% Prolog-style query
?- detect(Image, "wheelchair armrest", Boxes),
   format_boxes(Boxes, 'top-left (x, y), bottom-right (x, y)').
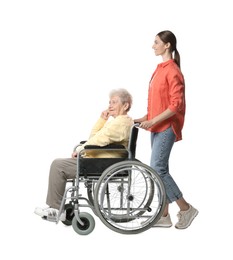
top-left (84, 144), bottom-right (125, 150)
top-left (74, 142), bottom-right (126, 153)
top-left (73, 141), bottom-right (87, 152)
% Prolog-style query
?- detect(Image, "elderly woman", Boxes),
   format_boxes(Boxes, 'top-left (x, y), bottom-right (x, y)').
top-left (35, 88), bottom-right (133, 221)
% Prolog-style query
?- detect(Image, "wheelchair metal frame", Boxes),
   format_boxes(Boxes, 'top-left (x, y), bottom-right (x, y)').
top-left (57, 123), bottom-right (166, 235)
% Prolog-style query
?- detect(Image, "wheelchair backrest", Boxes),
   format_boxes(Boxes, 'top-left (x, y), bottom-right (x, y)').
top-left (78, 123), bottom-right (139, 177)
top-left (127, 123), bottom-right (139, 159)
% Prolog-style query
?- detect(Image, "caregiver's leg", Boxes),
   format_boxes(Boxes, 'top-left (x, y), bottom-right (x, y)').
top-left (150, 128), bottom-right (183, 205)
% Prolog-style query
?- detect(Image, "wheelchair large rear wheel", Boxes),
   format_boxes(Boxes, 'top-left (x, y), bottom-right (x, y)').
top-left (94, 160), bottom-right (166, 234)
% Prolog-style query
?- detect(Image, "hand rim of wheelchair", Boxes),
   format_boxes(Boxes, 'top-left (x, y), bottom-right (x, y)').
top-left (88, 163), bottom-right (154, 223)
top-left (86, 159), bottom-right (154, 223)
top-left (93, 160), bottom-right (166, 234)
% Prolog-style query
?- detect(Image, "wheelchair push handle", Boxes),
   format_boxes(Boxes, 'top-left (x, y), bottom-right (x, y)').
top-left (133, 122), bottom-right (140, 127)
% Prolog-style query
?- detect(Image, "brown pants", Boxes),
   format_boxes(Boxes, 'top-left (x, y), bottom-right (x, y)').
top-left (46, 158), bottom-right (77, 209)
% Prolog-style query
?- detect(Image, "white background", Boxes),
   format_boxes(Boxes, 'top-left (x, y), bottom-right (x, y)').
top-left (0, 0), bottom-right (232, 259)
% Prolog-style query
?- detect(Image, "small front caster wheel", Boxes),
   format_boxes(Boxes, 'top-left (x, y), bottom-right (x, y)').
top-left (72, 212), bottom-right (95, 235)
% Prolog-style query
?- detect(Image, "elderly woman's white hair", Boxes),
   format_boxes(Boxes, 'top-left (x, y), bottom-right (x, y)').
top-left (109, 88), bottom-right (133, 112)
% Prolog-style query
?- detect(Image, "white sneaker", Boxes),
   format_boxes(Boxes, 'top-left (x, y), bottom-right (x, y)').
top-left (152, 214), bottom-right (172, 228)
top-left (175, 204), bottom-right (198, 229)
top-left (34, 207), bottom-right (66, 222)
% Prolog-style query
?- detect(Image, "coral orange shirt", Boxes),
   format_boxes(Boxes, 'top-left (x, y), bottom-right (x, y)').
top-left (147, 59), bottom-right (185, 141)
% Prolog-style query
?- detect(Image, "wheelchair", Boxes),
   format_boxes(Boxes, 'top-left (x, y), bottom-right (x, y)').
top-left (57, 123), bottom-right (166, 235)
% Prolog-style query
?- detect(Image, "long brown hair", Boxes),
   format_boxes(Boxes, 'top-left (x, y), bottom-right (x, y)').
top-left (157, 30), bottom-right (181, 68)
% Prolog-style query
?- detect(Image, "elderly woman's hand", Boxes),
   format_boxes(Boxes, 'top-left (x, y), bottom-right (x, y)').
top-left (101, 109), bottom-right (110, 120)
top-left (72, 151), bottom-right (78, 158)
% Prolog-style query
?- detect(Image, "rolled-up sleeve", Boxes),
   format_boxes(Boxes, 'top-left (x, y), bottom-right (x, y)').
top-left (168, 72), bottom-right (185, 113)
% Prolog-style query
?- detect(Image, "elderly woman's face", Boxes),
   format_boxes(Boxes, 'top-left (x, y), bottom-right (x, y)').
top-left (108, 95), bottom-right (128, 118)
